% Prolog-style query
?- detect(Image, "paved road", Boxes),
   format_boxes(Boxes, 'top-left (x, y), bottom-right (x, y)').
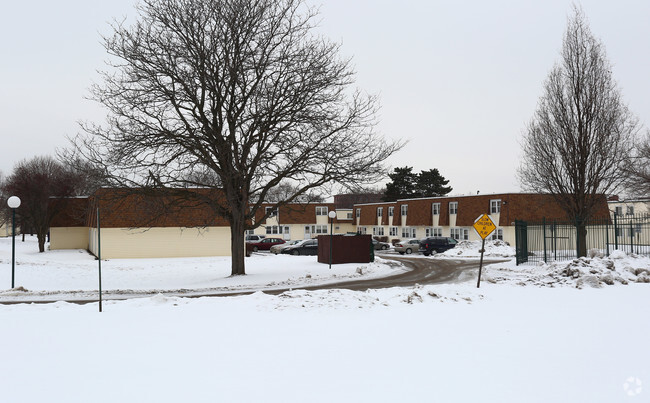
top-left (0, 255), bottom-right (507, 305)
top-left (296, 256), bottom-right (493, 292)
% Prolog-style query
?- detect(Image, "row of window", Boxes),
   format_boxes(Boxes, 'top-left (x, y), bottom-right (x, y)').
top-left (358, 226), bottom-right (504, 241)
top-left (263, 224), bottom-right (334, 235)
top-left (360, 199), bottom-right (503, 219)
top-left (266, 206), bottom-right (333, 217)
top-left (266, 201), bottom-right (507, 221)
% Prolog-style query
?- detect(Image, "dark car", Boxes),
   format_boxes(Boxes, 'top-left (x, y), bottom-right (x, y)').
top-left (418, 237), bottom-right (458, 256)
top-left (372, 239), bottom-right (390, 251)
top-left (247, 237), bottom-right (285, 252)
top-left (281, 239), bottom-right (319, 256)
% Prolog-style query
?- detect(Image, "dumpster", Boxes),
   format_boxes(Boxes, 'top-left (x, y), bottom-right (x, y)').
top-left (317, 234), bottom-right (372, 264)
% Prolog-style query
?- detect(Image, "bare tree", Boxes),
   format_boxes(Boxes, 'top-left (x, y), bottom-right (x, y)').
top-left (58, 156), bottom-right (112, 195)
top-left (264, 182), bottom-right (324, 203)
top-left (2, 156), bottom-right (85, 252)
top-left (624, 131), bottom-right (650, 197)
top-left (70, 0), bottom-right (402, 275)
top-left (518, 6), bottom-right (639, 256)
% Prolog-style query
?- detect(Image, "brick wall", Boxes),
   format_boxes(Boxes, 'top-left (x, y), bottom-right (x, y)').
top-left (257, 203), bottom-right (340, 225)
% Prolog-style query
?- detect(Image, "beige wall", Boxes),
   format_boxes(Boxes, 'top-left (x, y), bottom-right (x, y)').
top-left (0, 221), bottom-right (9, 237)
top-left (88, 226), bottom-right (231, 259)
top-left (0, 220), bottom-right (19, 238)
top-left (50, 227), bottom-right (90, 250)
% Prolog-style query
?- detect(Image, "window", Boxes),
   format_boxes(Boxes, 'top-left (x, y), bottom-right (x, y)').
top-left (426, 227), bottom-right (442, 237)
top-left (490, 199), bottom-right (501, 214)
top-left (449, 202), bottom-right (458, 215)
top-left (356, 208), bottom-right (361, 218)
top-left (389, 227), bottom-right (398, 236)
top-left (265, 225), bottom-right (290, 235)
top-left (373, 226), bottom-right (385, 236)
top-left (450, 228), bottom-right (469, 240)
top-left (377, 207), bottom-right (383, 217)
top-left (615, 206), bottom-right (623, 216)
top-left (432, 203), bottom-right (440, 215)
top-left (309, 224), bottom-right (328, 234)
top-left (347, 212), bottom-right (353, 219)
top-left (401, 227), bottom-right (416, 238)
top-left (265, 207), bottom-right (278, 217)
top-left (316, 206), bottom-right (328, 216)
top-left (626, 206), bottom-right (635, 216)
top-left (245, 229), bottom-right (255, 235)
top-left (357, 226), bottom-right (367, 235)
top-left (490, 228), bottom-right (504, 241)
top-left (388, 207), bottom-right (394, 217)
top-left (401, 205), bottom-right (408, 216)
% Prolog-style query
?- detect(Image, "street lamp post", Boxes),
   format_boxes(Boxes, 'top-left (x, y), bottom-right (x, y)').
top-left (328, 211), bottom-right (336, 270)
top-left (7, 196), bottom-right (21, 289)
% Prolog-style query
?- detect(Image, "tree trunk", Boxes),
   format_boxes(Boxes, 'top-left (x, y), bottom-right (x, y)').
top-left (37, 231), bottom-right (46, 253)
top-left (229, 212), bottom-right (246, 276)
top-left (576, 222), bottom-right (587, 258)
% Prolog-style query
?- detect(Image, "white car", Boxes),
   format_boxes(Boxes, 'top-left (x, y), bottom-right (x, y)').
top-left (270, 240), bottom-right (301, 254)
top-left (394, 239), bottom-right (420, 255)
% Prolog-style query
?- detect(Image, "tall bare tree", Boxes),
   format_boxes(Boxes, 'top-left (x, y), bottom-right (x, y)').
top-left (70, 0), bottom-right (401, 275)
top-left (1, 156), bottom-right (84, 252)
top-left (624, 132), bottom-right (650, 197)
top-left (518, 6), bottom-right (639, 256)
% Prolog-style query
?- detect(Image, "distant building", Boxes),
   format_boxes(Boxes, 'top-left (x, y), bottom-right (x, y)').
top-left (333, 193), bottom-right (383, 209)
top-left (50, 189), bottom-right (611, 258)
top-left (353, 193), bottom-right (610, 245)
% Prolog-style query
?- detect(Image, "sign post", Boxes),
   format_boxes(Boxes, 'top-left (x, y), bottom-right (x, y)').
top-left (472, 214), bottom-right (496, 288)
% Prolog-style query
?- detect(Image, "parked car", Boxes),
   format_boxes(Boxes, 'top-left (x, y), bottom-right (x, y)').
top-left (270, 239), bottom-right (301, 255)
top-left (418, 237), bottom-right (458, 256)
top-left (245, 234), bottom-right (266, 242)
top-left (281, 239), bottom-right (318, 256)
top-left (372, 239), bottom-right (391, 251)
top-left (394, 239), bottom-right (421, 255)
top-left (247, 237), bottom-right (285, 252)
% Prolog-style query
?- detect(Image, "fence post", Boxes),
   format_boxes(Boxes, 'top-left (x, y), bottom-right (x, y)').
top-left (605, 217), bottom-right (610, 256)
top-left (614, 213), bottom-right (618, 250)
top-left (542, 217), bottom-right (547, 264)
top-left (553, 221), bottom-right (557, 260)
top-left (575, 217), bottom-right (579, 259)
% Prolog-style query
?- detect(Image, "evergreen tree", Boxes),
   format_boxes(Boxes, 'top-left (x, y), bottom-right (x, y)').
top-left (383, 167), bottom-right (417, 201)
top-left (416, 169), bottom-right (452, 197)
top-left (384, 167), bottom-right (452, 201)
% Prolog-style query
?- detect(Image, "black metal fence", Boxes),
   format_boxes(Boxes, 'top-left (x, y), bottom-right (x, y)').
top-left (515, 213), bottom-right (650, 265)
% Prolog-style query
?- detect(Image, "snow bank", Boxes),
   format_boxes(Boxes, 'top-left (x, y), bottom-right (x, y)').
top-left (436, 239), bottom-right (515, 258)
top-left (482, 250), bottom-right (650, 288)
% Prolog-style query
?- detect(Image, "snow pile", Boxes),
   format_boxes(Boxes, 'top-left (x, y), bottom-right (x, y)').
top-left (257, 284), bottom-right (484, 311)
top-left (437, 239), bottom-right (515, 258)
top-left (482, 250), bottom-right (650, 288)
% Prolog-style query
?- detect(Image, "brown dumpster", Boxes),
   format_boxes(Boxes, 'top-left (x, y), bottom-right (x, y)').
top-left (317, 234), bottom-right (372, 264)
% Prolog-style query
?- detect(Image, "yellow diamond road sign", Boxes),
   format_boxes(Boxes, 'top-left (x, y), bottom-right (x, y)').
top-left (473, 214), bottom-right (496, 240)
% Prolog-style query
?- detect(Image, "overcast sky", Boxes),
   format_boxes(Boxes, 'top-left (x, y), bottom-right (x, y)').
top-left (1, 0), bottom-right (648, 196)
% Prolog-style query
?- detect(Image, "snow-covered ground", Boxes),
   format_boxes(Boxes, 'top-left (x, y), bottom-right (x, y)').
top-left (0, 236), bottom-right (401, 302)
top-left (1, 236), bottom-right (649, 402)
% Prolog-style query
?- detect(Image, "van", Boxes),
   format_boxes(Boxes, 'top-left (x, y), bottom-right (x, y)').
top-left (418, 237), bottom-right (457, 256)
top-left (245, 234), bottom-right (266, 242)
